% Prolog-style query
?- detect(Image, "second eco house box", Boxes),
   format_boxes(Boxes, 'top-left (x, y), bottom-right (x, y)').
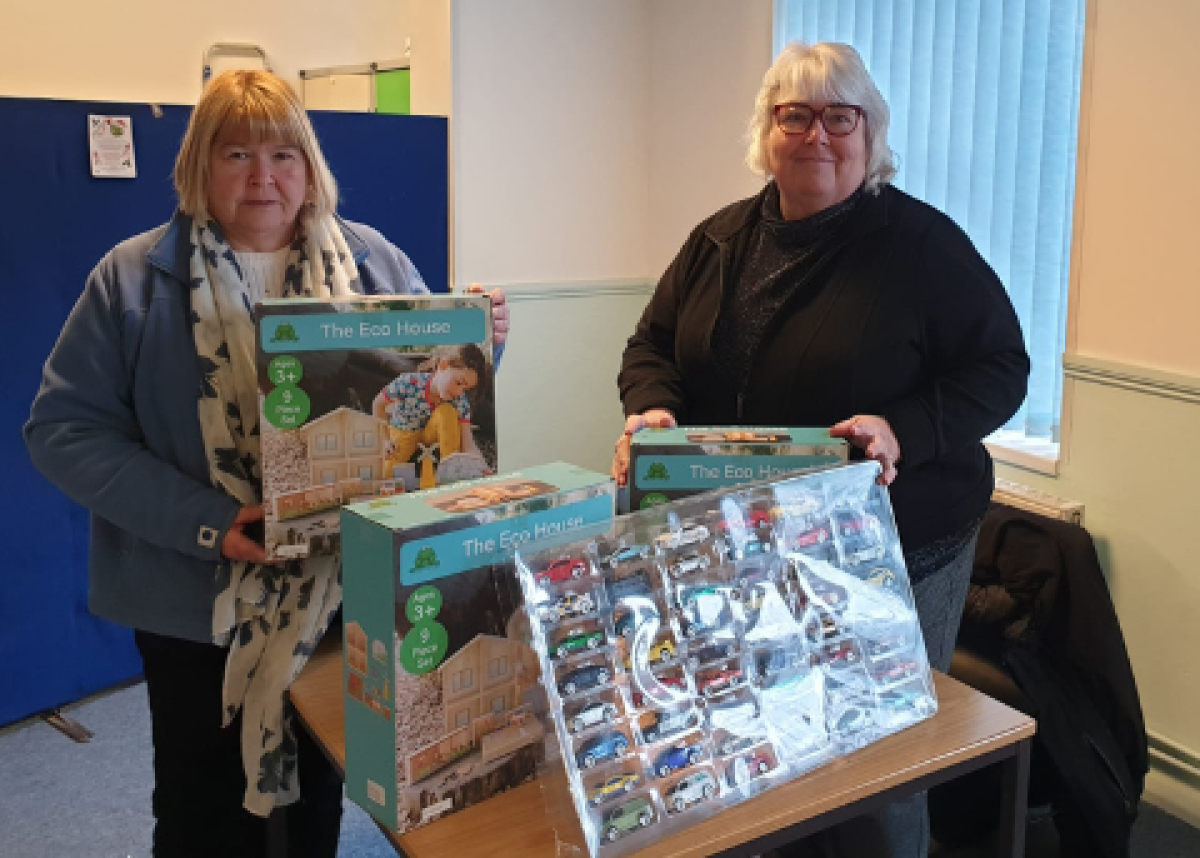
top-left (256, 293), bottom-right (495, 562)
top-left (341, 462), bottom-right (614, 834)
top-left (626, 427), bottom-right (847, 511)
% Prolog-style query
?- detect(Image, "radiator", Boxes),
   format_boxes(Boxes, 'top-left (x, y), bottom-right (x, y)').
top-left (992, 477), bottom-right (1085, 526)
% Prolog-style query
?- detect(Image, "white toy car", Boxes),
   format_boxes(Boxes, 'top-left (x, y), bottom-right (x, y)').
top-left (665, 770), bottom-right (717, 813)
top-left (570, 700), bottom-right (619, 734)
top-left (655, 523), bottom-right (710, 551)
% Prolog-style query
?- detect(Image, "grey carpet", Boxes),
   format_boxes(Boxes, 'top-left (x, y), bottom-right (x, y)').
top-left (0, 682), bottom-right (394, 858)
top-left (2, 682), bottom-right (1197, 857)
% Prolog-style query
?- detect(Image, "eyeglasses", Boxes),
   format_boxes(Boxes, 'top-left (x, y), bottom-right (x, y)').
top-left (773, 103), bottom-right (864, 137)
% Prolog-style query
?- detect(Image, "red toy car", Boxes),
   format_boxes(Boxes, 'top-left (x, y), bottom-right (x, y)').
top-left (535, 557), bottom-right (588, 585)
top-left (631, 673), bottom-right (689, 708)
top-left (715, 509), bottom-right (772, 533)
top-left (699, 668), bottom-right (744, 698)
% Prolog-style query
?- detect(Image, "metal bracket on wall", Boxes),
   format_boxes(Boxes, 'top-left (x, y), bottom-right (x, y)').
top-left (42, 708), bottom-right (95, 743)
top-left (202, 43), bottom-right (272, 86)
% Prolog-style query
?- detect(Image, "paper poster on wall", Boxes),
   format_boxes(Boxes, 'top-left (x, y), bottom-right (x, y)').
top-left (88, 115), bottom-right (136, 178)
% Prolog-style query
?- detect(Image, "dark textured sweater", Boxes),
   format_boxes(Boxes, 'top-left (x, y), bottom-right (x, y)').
top-left (619, 183), bottom-right (1029, 550)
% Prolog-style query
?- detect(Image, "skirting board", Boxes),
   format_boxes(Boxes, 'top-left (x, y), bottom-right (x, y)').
top-left (1146, 732), bottom-right (1200, 827)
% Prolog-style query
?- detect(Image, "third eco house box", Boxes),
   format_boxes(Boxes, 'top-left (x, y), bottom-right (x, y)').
top-left (341, 462), bottom-right (614, 834)
top-left (626, 427), bottom-right (847, 512)
top-left (256, 293), bottom-right (495, 562)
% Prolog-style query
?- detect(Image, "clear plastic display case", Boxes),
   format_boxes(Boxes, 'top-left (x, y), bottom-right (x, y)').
top-left (514, 461), bottom-right (936, 856)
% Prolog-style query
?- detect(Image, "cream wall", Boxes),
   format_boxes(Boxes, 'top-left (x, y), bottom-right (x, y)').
top-left (0, 1), bottom-right (409, 103)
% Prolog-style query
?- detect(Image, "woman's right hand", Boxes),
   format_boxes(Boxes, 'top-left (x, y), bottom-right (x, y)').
top-left (222, 505), bottom-right (269, 565)
top-left (611, 409), bottom-right (677, 486)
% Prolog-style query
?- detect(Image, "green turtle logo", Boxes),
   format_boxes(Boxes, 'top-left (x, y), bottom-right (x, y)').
top-left (644, 461), bottom-right (670, 481)
top-left (270, 323), bottom-right (299, 344)
top-left (413, 547), bottom-right (439, 571)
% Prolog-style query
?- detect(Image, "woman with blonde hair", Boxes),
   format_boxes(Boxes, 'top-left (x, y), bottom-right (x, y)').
top-left (26, 70), bottom-right (508, 857)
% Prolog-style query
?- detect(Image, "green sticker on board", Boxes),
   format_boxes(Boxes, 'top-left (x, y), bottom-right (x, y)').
top-left (406, 585), bottom-right (443, 624)
top-left (263, 385), bottom-right (311, 429)
top-left (267, 355), bottom-right (304, 386)
top-left (400, 621), bottom-right (448, 675)
top-left (639, 493), bottom-right (670, 510)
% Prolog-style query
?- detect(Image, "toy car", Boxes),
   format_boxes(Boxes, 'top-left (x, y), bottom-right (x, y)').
top-left (551, 629), bottom-right (604, 659)
top-left (597, 543), bottom-right (651, 570)
top-left (823, 641), bottom-right (860, 667)
top-left (665, 771), bottom-right (718, 813)
top-left (866, 633), bottom-right (908, 657)
top-left (577, 730), bottom-right (629, 768)
top-left (653, 740), bottom-right (703, 777)
top-left (680, 584), bottom-right (735, 608)
top-left (640, 707), bottom-right (696, 742)
top-left (688, 641), bottom-right (735, 668)
top-left (726, 536), bottom-right (773, 561)
top-left (877, 690), bottom-right (934, 718)
top-left (655, 522), bottom-right (710, 551)
top-left (870, 659), bottom-right (919, 683)
top-left (570, 700), bottom-right (619, 733)
top-left (601, 796), bottom-right (654, 842)
top-left (535, 557), bottom-right (588, 585)
top-left (588, 772), bottom-right (640, 806)
top-left (715, 732), bottom-right (761, 757)
top-left (558, 664), bottom-right (611, 696)
top-left (725, 752), bottom-right (771, 786)
top-left (623, 636), bottom-right (676, 670)
top-left (787, 515), bottom-right (833, 551)
top-left (537, 591), bottom-right (595, 623)
top-left (864, 567), bottom-right (898, 589)
top-left (614, 602), bottom-right (659, 639)
top-left (830, 705), bottom-right (874, 738)
top-left (714, 509), bottom-right (772, 533)
top-left (606, 572), bottom-right (655, 604)
top-left (630, 673), bottom-right (689, 708)
top-left (754, 646), bottom-right (803, 676)
top-left (668, 551), bottom-right (711, 578)
top-left (699, 668), bottom-right (744, 698)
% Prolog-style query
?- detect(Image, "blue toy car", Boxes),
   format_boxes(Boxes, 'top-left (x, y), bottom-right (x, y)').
top-left (577, 730), bottom-right (630, 768)
top-left (558, 664), bottom-right (611, 696)
top-left (653, 740), bottom-right (703, 777)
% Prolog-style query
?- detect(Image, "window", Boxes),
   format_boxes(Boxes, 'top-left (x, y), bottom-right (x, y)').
top-left (491, 695), bottom-right (506, 713)
top-left (316, 433), bottom-right (339, 452)
top-left (489, 655), bottom-right (508, 679)
top-left (775, 0), bottom-right (1086, 455)
top-left (358, 466), bottom-right (374, 480)
top-left (354, 430), bottom-right (374, 449)
top-left (320, 469), bottom-right (337, 485)
top-left (455, 709), bottom-right (470, 728)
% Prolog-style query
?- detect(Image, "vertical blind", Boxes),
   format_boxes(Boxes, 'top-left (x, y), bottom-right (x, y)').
top-left (775, 0), bottom-right (1086, 439)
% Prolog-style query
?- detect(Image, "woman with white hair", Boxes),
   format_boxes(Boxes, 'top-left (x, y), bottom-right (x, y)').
top-left (613, 42), bottom-right (1029, 856)
top-left (26, 70), bottom-right (508, 857)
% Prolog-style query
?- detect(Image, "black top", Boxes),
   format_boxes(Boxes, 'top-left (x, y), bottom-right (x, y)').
top-left (618, 183), bottom-right (1030, 550)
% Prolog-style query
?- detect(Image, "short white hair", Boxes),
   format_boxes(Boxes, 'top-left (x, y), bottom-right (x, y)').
top-left (746, 42), bottom-right (896, 193)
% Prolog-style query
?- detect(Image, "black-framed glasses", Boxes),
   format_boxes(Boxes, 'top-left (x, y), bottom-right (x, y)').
top-left (774, 103), bottom-right (864, 137)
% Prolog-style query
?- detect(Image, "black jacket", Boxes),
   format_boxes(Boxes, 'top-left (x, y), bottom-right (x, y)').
top-left (968, 505), bottom-right (1148, 856)
top-left (619, 184), bottom-right (1030, 548)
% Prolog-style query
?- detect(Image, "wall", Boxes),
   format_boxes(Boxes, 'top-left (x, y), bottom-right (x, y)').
top-left (0, 1), bottom-right (409, 104)
top-left (994, 0), bottom-right (1200, 823)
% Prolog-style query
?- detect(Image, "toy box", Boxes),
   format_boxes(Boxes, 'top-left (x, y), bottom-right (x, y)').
top-left (625, 427), bottom-right (846, 513)
top-left (256, 293), bottom-right (495, 561)
top-left (340, 462), bottom-right (615, 834)
top-left (515, 461), bottom-right (934, 856)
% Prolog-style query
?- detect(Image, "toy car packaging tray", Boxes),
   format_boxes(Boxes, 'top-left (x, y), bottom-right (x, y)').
top-left (256, 293), bottom-right (495, 562)
top-left (624, 426), bottom-right (847, 513)
top-left (514, 461), bottom-right (936, 857)
top-left (340, 462), bottom-right (614, 835)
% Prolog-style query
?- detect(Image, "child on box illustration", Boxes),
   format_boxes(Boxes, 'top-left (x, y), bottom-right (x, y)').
top-left (373, 343), bottom-right (490, 489)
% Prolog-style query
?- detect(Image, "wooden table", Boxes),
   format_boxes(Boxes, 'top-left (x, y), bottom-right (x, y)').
top-left (291, 640), bottom-right (1034, 857)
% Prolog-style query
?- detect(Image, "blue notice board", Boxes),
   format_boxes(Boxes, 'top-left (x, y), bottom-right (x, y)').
top-left (0, 96), bottom-right (448, 726)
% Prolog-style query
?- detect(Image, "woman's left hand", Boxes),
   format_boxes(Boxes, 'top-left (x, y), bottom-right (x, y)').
top-left (829, 415), bottom-right (902, 486)
top-left (467, 284), bottom-right (509, 346)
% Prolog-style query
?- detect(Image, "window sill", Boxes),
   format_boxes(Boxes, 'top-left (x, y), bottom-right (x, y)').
top-left (984, 430), bottom-right (1059, 477)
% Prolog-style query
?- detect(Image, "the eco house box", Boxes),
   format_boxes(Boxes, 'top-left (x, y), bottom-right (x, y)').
top-left (626, 427), bottom-right (846, 512)
top-left (256, 293), bottom-right (495, 562)
top-left (341, 462), bottom-right (614, 833)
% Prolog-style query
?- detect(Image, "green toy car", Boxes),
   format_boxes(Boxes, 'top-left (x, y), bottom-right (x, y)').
top-left (601, 796), bottom-right (655, 842)
top-left (551, 629), bottom-right (604, 659)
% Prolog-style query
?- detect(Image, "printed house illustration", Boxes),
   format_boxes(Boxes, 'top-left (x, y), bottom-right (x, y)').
top-left (439, 634), bottom-right (538, 734)
top-left (298, 406), bottom-right (388, 486)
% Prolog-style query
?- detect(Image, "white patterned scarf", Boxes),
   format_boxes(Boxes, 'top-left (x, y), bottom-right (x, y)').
top-left (189, 212), bottom-right (359, 816)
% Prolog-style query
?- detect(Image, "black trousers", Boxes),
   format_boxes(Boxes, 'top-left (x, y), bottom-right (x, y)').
top-left (135, 629), bottom-right (344, 858)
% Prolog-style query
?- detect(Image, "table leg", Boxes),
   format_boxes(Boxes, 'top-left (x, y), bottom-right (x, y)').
top-left (995, 738), bottom-right (1031, 858)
